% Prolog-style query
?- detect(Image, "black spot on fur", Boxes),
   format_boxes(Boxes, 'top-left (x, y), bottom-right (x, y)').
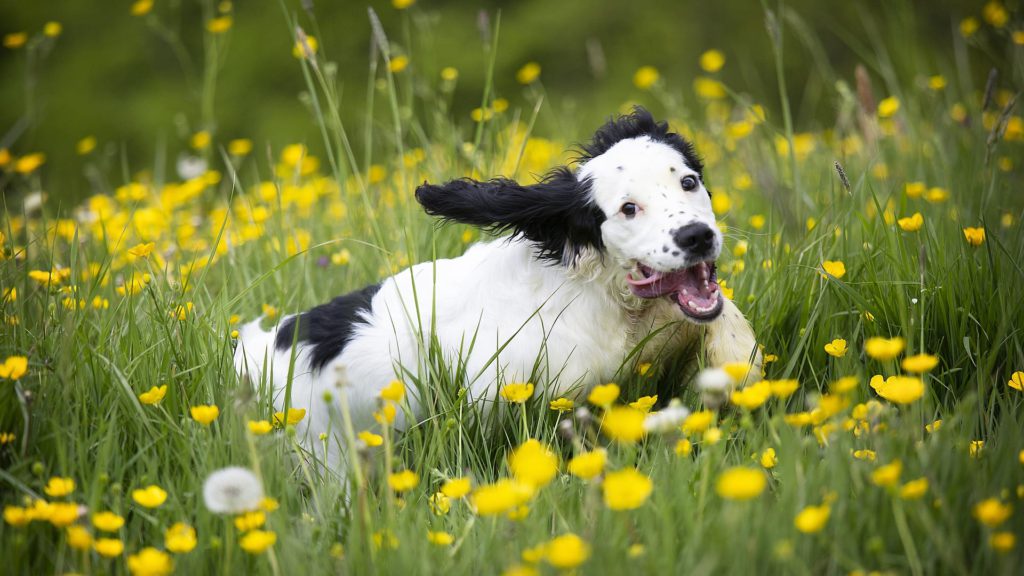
top-left (578, 106), bottom-right (705, 179)
top-left (415, 168), bottom-right (605, 264)
top-left (275, 283), bottom-right (382, 371)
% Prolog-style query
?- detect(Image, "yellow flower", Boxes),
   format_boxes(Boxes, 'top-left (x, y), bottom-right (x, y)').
top-left (927, 75), bottom-right (947, 90)
top-left (509, 439), bottom-right (559, 488)
top-left (131, 0), bottom-right (154, 16)
top-left (239, 530), bottom-right (277, 554)
top-left (587, 383), bottom-right (620, 407)
top-left (899, 477), bottom-right (929, 500)
top-left (769, 379), bottom-right (800, 398)
top-left (358, 430), bottom-right (383, 447)
top-left (67, 525), bottom-right (92, 549)
top-left (925, 186), bottom-right (949, 203)
top-left (374, 402), bottom-right (396, 425)
top-left (392, 0), bottom-right (416, 9)
top-left (877, 96), bottom-right (900, 118)
top-left (970, 440), bottom-right (985, 458)
top-left (749, 214), bottom-right (766, 229)
top-left (1009, 371), bottom-right (1024, 392)
top-left (471, 479), bottom-right (534, 516)
top-left (544, 533), bottom-right (590, 570)
top-left (48, 502), bottom-right (79, 527)
top-left (716, 467), bottom-right (766, 500)
top-left (4, 506), bottom-right (29, 527)
top-left (227, 138), bottom-right (252, 156)
top-left (4, 32), bottom-right (28, 49)
top-left (272, 407), bottom-right (306, 427)
top-left (92, 511), bottom-right (125, 532)
top-left (760, 448), bottom-right (777, 469)
top-left (380, 380), bottom-right (405, 402)
top-left (292, 35), bottom-right (318, 59)
top-left (128, 547), bottom-right (173, 576)
top-left (516, 62), bottom-right (541, 85)
top-left (248, 420), bottom-right (273, 435)
top-left (440, 67), bottom-right (458, 81)
top-left (901, 353), bottom-right (938, 373)
top-left (191, 405), bottom-right (220, 425)
top-left (132, 485), bottom-right (168, 508)
top-left (963, 227), bottom-right (985, 246)
top-left (388, 55), bottom-right (409, 73)
top-left (925, 419), bottom-right (942, 433)
top-left (853, 449), bottom-right (876, 461)
top-left (629, 395), bottom-right (658, 412)
top-left (165, 523), bottom-right (198, 553)
top-left (94, 537), bottom-right (125, 558)
top-left (694, 77), bottom-right (726, 99)
top-left (870, 460), bottom-right (902, 487)
top-left (704, 427), bottom-right (723, 445)
top-left (681, 410), bottom-right (715, 435)
top-left (983, 1), bottom-right (1008, 27)
top-left (871, 375), bottom-right (924, 404)
top-left (674, 439), bottom-right (692, 456)
top-left (427, 531), bottom-right (454, 546)
top-left (730, 381), bottom-right (771, 410)
top-left (830, 376), bottom-right (858, 394)
top-left (791, 504), bottom-right (831, 537)
top-left (138, 385), bottom-right (167, 405)
top-left (824, 338), bottom-right (848, 358)
top-left (429, 492), bottom-right (451, 516)
top-left (602, 468), bottom-right (653, 511)
top-left (905, 182), bottom-right (926, 198)
top-left (864, 337), bottom-right (905, 361)
top-left (14, 153), bottom-right (45, 174)
top-left (43, 22), bottom-right (62, 37)
top-left (234, 511), bottom-right (266, 531)
top-left (190, 131), bottom-right (211, 150)
top-left (633, 66), bottom-right (660, 90)
top-left (699, 49), bottom-right (725, 72)
top-left (388, 470), bottom-right (420, 493)
top-left (600, 407), bottom-right (646, 443)
top-left (973, 498), bottom-right (1012, 527)
top-left (206, 16), bottom-right (232, 34)
top-left (898, 212), bottom-right (924, 232)
top-left (722, 361), bottom-right (753, 383)
top-left (990, 531), bottom-right (1016, 553)
top-left (44, 477), bottom-right (75, 498)
top-left (821, 260), bottom-right (846, 279)
top-left (0, 355), bottom-right (28, 380)
top-left (568, 449), bottom-right (607, 480)
top-left (549, 397), bottom-right (574, 412)
top-left (500, 382), bottom-right (534, 404)
top-left (259, 497), bottom-right (279, 512)
top-left (372, 529), bottom-right (399, 550)
top-left (440, 477), bottom-right (472, 499)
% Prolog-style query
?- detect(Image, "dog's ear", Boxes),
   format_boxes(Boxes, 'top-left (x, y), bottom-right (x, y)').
top-left (415, 167), bottom-right (606, 263)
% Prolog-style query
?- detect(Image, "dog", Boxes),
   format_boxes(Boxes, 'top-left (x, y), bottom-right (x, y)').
top-left (234, 106), bottom-right (760, 473)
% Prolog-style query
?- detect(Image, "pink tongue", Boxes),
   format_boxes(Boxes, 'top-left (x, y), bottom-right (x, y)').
top-left (627, 263), bottom-right (718, 301)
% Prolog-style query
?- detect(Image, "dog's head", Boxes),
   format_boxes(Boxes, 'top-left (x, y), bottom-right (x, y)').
top-left (415, 106), bottom-right (724, 323)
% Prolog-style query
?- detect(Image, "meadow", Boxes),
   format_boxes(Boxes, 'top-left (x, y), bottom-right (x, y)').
top-left (2, 1), bottom-right (1024, 574)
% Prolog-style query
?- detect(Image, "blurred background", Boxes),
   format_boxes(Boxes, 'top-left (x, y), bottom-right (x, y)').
top-left (0, 0), bottom-right (1012, 202)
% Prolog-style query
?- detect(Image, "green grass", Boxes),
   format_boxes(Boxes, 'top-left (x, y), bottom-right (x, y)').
top-left (2, 2), bottom-right (1024, 574)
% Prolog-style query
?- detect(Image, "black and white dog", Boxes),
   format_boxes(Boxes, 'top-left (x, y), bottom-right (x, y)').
top-left (235, 107), bottom-right (760, 470)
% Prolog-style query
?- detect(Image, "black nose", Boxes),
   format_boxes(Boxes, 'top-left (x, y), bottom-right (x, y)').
top-left (673, 223), bottom-right (715, 255)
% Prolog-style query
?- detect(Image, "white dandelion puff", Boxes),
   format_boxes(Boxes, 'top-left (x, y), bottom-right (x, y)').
top-left (202, 467), bottom-right (264, 514)
top-left (697, 368), bottom-right (733, 410)
top-left (643, 400), bottom-right (691, 433)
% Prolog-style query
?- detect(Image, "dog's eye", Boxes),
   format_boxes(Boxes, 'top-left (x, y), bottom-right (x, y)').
top-left (681, 176), bottom-right (699, 191)
top-left (620, 202), bottom-right (638, 218)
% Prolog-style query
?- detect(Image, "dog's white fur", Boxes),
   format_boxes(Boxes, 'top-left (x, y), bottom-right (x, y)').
top-left (235, 118), bottom-right (760, 474)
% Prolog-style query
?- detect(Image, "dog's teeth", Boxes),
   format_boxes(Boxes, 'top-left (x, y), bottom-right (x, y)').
top-left (682, 288), bottom-right (689, 295)
top-left (688, 300), bottom-right (696, 309)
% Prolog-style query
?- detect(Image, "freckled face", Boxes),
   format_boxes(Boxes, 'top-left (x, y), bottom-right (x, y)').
top-left (579, 137), bottom-right (721, 271)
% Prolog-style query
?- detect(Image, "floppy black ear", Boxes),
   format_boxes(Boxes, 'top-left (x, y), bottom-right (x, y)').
top-left (415, 167), bottom-right (606, 263)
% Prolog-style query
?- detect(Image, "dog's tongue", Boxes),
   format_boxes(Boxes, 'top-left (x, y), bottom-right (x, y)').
top-left (626, 262), bottom-right (720, 308)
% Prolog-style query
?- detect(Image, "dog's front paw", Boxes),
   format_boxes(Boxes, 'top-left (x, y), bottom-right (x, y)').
top-left (705, 298), bottom-right (761, 381)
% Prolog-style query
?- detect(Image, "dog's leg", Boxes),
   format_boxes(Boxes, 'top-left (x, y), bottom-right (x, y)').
top-left (704, 299), bottom-right (762, 379)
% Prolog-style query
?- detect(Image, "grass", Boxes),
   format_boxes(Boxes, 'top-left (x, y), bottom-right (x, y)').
top-left (2, 2), bottom-right (1024, 574)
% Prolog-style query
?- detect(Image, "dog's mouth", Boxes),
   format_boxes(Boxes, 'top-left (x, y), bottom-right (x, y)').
top-left (626, 261), bottom-right (724, 321)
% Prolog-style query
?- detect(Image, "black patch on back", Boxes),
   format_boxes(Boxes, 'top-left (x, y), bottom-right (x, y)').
top-left (275, 283), bottom-right (382, 371)
top-left (578, 106), bottom-right (705, 180)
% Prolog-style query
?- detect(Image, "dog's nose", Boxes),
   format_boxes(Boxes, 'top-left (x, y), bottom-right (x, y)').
top-left (673, 223), bottom-right (715, 255)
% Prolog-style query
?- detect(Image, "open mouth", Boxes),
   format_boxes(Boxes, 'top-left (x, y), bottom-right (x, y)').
top-left (626, 261), bottom-right (724, 321)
